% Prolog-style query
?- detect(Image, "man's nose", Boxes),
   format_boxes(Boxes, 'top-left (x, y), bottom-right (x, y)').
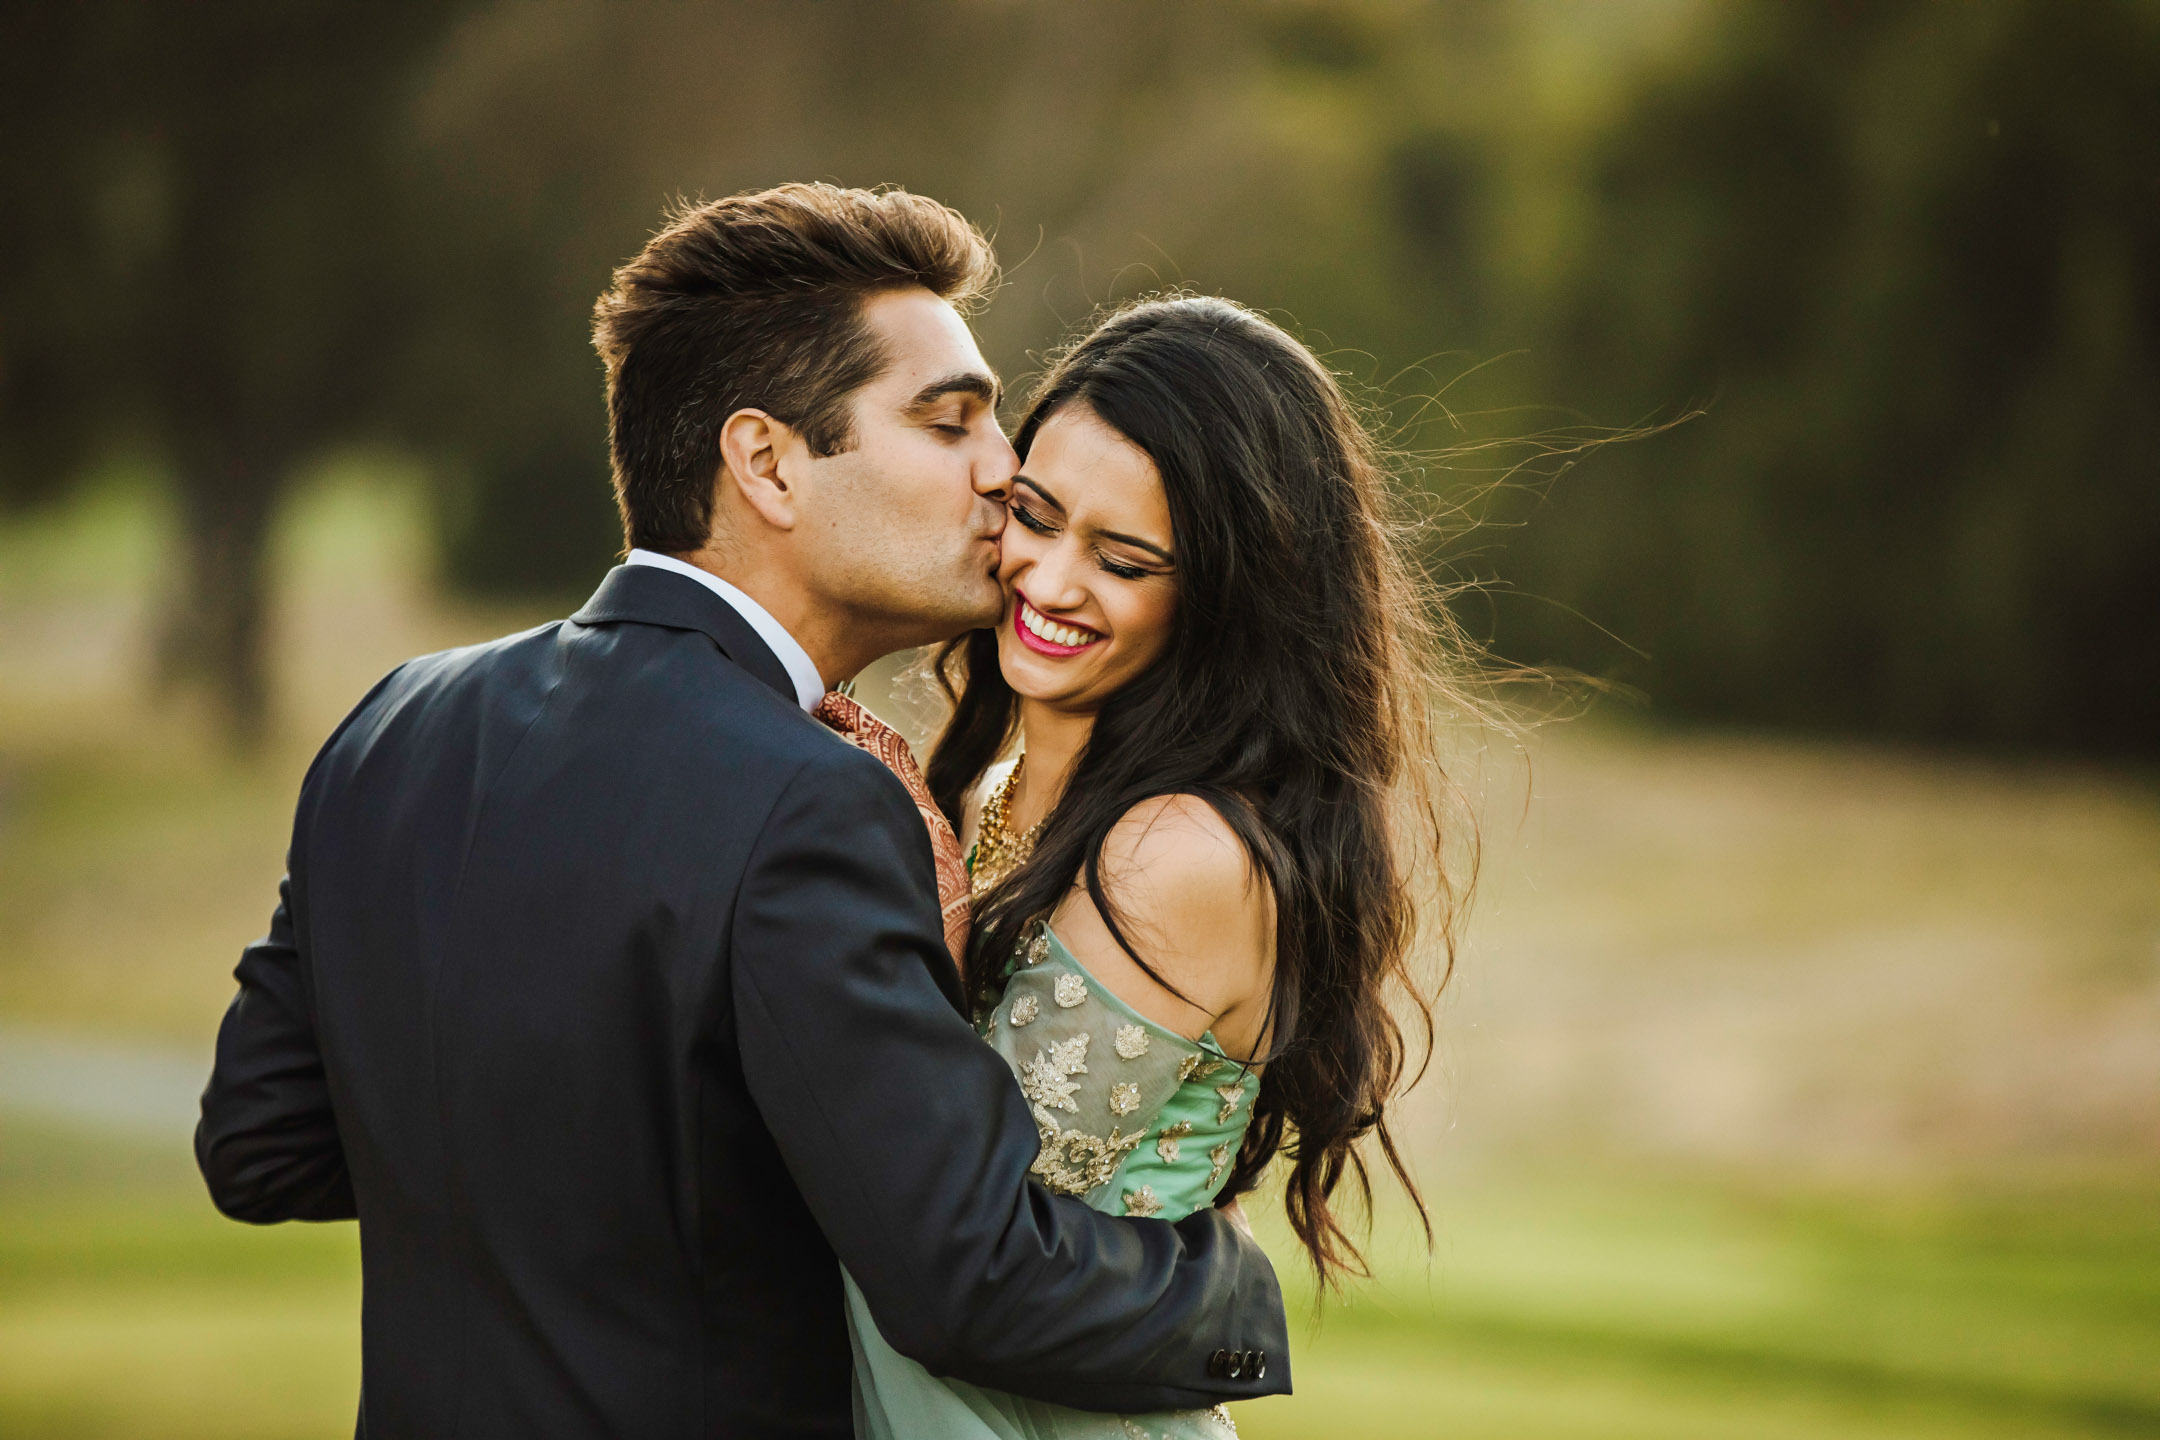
top-left (973, 431), bottom-right (1020, 502)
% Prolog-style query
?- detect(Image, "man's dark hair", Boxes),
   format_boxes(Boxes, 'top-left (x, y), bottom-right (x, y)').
top-left (591, 183), bottom-right (997, 554)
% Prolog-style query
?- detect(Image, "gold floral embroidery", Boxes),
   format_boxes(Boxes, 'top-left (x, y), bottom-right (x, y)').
top-left (1215, 1080), bottom-right (1247, 1123)
top-left (1020, 1031), bottom-right (1089, 1115)
top-left (1114, 1024), bottom-right (1149, 1060)
top-left (1193, 1059), bottom-right (1225, 1081)
top-left (1031, 1122), bottom-right (1145, 1197)
top-left (1123, 1185), bottom-right (1163, 1217)
top-left (1009, 993), bottom-right (1039, 1027)
top-left (1025, 929), bottom-right (1051, 967)
top-left (1121, 1421), bottom-right (1152, 1440)
top-left (1207, 1141), bottom-right (1234, 1188)
top-left (1053, 972), bottom-right (1088, 1008)
top-left (1176, 1053), bottom-right (1203, 1083)
top-left (1156, 1120), bottom-right (1193, 1163)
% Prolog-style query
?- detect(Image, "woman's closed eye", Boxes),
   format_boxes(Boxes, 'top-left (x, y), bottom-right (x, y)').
top-left (1010, 495), bottom-right (1167, 581)
top-left (1009, 500), bottom-right (1059, 536)
top-left (1096, 552), bottom-right (1153, 581)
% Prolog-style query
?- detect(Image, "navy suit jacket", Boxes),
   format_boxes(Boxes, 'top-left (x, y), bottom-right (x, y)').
top-left (196, 563), bottom-right (1289, 1439)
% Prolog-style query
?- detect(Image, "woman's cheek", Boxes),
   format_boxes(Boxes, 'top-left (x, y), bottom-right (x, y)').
top-left (1119, 590), bottom-right (1176, 672)
top-left (993, 544), bottom-right (1024, 587)
top-left (995, 523), bottom-right (1042, 587)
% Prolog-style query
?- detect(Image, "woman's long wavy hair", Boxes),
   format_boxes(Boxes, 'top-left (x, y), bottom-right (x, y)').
top-left (927, 294), bottom-right (1478, 1288)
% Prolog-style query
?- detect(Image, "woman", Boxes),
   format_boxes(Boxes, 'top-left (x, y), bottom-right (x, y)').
top-left (847, 295), bottom-right (1464, 1439)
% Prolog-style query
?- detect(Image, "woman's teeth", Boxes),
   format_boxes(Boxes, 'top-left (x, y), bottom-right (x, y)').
top-left (1020, 600), bottom-right (1098, 649)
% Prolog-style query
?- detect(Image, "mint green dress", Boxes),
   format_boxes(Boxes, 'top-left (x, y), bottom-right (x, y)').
top-left (845, 924), bottom-right (1255, 1440)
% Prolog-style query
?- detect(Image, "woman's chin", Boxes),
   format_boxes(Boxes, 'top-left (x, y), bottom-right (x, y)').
top-left (996, 636), bottom-right (1094, 707)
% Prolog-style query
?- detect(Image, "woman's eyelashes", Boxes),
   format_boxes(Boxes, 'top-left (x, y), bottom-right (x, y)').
top-left (1009, 501), bottom-right (1058, 536)
top-left (1008, 499), bottom-right (1165, 582)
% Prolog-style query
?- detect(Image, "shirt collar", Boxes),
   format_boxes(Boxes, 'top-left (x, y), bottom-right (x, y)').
top-left (623, 550), bottom-right (826, 712)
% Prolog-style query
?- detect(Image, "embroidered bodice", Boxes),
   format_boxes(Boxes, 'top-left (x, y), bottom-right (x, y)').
top-left (844, 921), bottom-right (1255, 1440)
top-left (980, 924), bottom-right (1257, 1223)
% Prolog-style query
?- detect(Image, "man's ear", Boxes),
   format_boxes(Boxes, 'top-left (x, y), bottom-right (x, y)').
top-left (716, 408), bottom-right (802, 532)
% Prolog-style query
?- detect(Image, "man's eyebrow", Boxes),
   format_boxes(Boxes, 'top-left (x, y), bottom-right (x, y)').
top-left (902, 371), bottom-right (1001, 415)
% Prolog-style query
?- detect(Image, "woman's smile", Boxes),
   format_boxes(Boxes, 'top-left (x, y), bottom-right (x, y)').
top-left (1013, 591), bottom-right (1103, 656)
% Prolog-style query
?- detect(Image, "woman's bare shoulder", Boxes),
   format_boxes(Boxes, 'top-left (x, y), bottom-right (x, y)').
top-left (1053, 793), bottom-right (1275, 1052)
top-left (1101, 794), bottom-right (1265, 909)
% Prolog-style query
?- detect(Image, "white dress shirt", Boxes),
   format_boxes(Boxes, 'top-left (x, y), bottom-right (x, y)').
top-left (624, 549), bottom-right (826, 712)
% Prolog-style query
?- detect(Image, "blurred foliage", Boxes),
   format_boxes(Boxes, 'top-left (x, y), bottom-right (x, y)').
top-left (1495, 0), bottom-right (2160, 756)
top-left (0, 0), bottom-right (466, 743)
top-left (2, 0), bottom-right (2154, 754)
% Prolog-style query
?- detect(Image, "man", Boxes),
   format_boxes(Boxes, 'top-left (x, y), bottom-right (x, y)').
top-left (196, 183), bottom-right (1287, 1438)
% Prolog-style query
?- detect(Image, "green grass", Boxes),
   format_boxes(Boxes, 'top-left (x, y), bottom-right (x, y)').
top-left (1232, 1177), bottom-right (2160, 1438)
top-left (0, 1119), bottom-right (359, 1440)
top-left (5, 1115), bottom-right (2157, 1439)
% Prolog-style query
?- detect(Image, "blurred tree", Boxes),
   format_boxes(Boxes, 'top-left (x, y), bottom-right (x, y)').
top-left (0, 1), bottom-right (463, 745)
top-left (1494, 0), bottom-right (2160, 756)
top-left (7, 0), bottom-right (2150, 757)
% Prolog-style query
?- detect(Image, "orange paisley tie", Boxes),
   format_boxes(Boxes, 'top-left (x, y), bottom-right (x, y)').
top-left (812, 691), bottom-right (971, 970)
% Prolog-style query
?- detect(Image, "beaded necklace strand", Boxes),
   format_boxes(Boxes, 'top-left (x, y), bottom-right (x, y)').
top-left (968, 754), bottom-right (1044, 900)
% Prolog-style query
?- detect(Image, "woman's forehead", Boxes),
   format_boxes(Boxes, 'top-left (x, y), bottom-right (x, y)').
top-left (1027, 407), bottom-right (1170, 533)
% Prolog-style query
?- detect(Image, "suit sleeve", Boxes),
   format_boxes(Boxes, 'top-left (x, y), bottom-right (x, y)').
top-left (195, 865), bottom-right (356, 1223)
top-left (195, 666), bottom-right (422, 1224)
top-left (730, 752), bottom-right (1290, 1411)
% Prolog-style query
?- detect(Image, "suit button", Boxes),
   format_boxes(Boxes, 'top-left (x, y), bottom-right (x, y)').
top-left (1226, 1350), bottom-right (1245, 1379)
top-left (1250, 1350), bottom-right (1267, 1380)
top-left (1208, 1349), bottom-right (1229, 1379)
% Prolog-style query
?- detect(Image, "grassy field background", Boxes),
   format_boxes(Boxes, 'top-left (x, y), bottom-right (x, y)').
top-left (2, 472), bottom-right (2157, 1438)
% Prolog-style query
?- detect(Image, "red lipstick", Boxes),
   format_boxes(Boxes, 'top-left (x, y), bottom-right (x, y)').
top-left (1012, 591), bottom-right (1102, 657)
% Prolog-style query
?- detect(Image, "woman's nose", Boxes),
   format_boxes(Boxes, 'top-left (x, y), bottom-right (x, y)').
top-left (1023, 546), bottom-right (1089, 611)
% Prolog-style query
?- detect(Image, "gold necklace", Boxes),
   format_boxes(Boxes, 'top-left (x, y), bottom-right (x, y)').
top-left (969, 754), bottom-right (1044, 899)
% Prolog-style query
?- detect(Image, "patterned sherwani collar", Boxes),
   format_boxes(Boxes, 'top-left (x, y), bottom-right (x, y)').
top-left (812, 692), bottom-right (972, 971)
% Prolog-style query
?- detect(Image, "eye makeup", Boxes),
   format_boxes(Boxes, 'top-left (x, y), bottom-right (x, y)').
top-left (1009, 479), bottom-right (1172, 581)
